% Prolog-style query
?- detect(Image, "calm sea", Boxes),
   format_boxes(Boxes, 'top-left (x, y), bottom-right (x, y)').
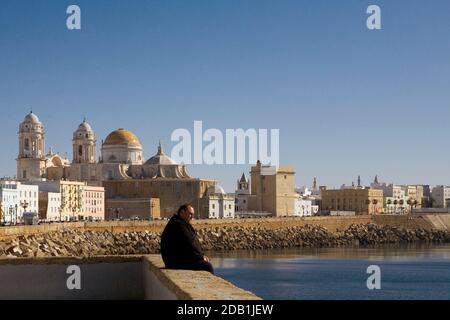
top-left (210, 244), bottom-right (450, 300)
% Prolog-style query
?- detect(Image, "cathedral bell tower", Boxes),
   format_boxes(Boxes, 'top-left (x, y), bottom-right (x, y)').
top-left (17, 111), bottom-right (46, 181)
top-left (72, 119), bottom-right (96, 164)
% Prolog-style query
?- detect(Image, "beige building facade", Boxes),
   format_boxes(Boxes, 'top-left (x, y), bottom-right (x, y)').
top-left (105, 198), bottom-right (160, 220)
top-left (248, 161), bottom-right (297, 217)
top-left (83, 185), bottom-right (105, 221)
top-left (321, 187), bottom-right (384, 214)
top-left (16, 112), bottom-right (219, 219)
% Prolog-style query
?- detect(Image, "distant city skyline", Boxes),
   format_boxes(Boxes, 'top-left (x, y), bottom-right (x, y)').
top-left (1, 0), bottom-right (450, 192)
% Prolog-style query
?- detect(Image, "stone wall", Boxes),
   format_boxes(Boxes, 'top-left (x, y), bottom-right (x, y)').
top-left (1, 217), bottom-right (448, 259)
top-left (0, 215), bottom-right (443, 241)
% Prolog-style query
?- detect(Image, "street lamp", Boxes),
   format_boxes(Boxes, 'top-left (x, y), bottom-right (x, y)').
top-left (20, 200), bottom-right (29, 220)
top-left (0, 200), bottom-right (3, 225)
top-left (9, 206), bottom-right (13, 225)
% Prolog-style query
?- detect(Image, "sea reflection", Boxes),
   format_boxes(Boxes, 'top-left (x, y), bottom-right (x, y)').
top-left (208, 244), bottom-right (450, 300)
top-left (209, 243), bottom-right (450, 264)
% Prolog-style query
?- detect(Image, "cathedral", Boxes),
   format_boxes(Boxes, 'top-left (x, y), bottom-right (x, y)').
top-left (16, 112), bottom-right (218, 218)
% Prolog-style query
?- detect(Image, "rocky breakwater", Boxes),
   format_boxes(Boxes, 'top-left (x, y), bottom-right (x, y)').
top-left (198, 223), bottom-right (450, 250)
top-left (0, 223), bottom-right (449, 258)
top-left (0, 229), bottom-right (161, 258)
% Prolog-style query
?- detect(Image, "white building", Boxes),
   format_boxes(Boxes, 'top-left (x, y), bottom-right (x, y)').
top-left (235, 173), bottom-right (250, 212)
top-left (39, 192), bottom-right (61, 221)
top-left (29, 180), bottom-right (105, 221)
top-left (294, 178), bottom-right (321, 216)
top-left (294, 197), bottom-right (313, 217)
top-left (371, 181), bottom-right (408, 214)
top-left (83, 185), bottom-right (105, 221)
top-left (0, 185), bottom-right (18, 224)
top-left (206, 185), bottom-right (235, 219)
top-left (431, 186), bottom-right (450, 208)
top-left (0, 181), bottom-right (39, 223)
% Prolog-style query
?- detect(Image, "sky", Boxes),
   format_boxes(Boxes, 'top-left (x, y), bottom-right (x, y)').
top-left (0, 0), bottom-right (449, 192)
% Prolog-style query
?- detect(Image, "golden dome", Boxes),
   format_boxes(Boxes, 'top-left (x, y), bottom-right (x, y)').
top-left (103, 128), bottom-right (141, 146)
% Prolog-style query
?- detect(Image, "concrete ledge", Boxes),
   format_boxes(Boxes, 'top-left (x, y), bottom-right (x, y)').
top-left (0, 255), bottom-right (261, 300)
top-left (143, 256), bottom-right (261, 300)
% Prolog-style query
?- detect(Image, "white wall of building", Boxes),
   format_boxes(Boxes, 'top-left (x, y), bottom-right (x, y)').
top-left (0, 186), bottom-right (18, 224)
top-left (45, 192), bottom-right (62, 221)
top-left (294, 198), bottom-right (313, 217)
top-left (83, 186), bottom-right (105, 220)
top-left (17, 183), bottom-right (39, 219)
top-left (431, 186), bottom-right (450, 208)
top-left (0, 181), bottom-right (38, 223)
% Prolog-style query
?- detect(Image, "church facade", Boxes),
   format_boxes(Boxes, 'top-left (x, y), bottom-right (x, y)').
top-left (16, 112), bottom-right (217, 218)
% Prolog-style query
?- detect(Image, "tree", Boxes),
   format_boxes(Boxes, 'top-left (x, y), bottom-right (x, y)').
top-left (406, 198), bottom-right (415, 214)
top-left (393, 200), bottom-right (398, 214)
top-left (428, 197), bottom-right (436, 208)
top-left (372, 199), bottom-right (379, 214)
top-left (365, 199), bottom-right (371, 214)
top-left (386, 199), bottom-right (392, 214)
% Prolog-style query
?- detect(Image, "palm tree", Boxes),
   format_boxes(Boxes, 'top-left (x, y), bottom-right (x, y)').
top-left (406, 198), bottom-right (415, 214)
top-left (372, 199), bottom-right (379, 214)
top-left (365, 199), bottom-right (371, 214)
top-left (386, 199), bottom-right (392, 214)
top-left (428, 197), bottom-right (436, 208)
top-left (413, 200), bottom-right (418, 213)
top-left (399, 199), bottom-right (405, 214)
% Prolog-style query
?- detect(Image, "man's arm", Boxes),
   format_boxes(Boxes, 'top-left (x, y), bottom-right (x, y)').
top-left (177, 222), bottom-right (205, 261)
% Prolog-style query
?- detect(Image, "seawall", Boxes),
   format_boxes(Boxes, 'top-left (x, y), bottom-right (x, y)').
top-left (0, 214), bottom-right (444, 241)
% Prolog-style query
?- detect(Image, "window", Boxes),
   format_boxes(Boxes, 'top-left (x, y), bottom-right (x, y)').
top-left (78, 145), bottom-right (83, 157)
top-left (212, 204), bottom-right (215, 209)
top-left (24, 139), bottom-right (29, 150)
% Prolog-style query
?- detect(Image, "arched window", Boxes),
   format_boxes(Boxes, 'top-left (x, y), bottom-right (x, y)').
top-left (78, 145), bottom-right (83, 157)
top-left (24, 139), bottom-right (29, 150)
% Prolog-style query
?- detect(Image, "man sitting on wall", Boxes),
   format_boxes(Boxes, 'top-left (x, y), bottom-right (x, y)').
top-left (160, 204), bottom-right (214, 274)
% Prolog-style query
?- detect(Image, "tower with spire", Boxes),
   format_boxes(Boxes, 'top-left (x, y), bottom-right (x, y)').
top-left (17, 111), bottom-right (47, 181)
top-left (72, 118), bottom-right (97, 164)
top-left (235, 172), bottom-right (250, 212)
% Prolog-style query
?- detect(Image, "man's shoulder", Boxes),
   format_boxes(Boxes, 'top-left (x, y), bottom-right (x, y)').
top-left (167, 215), bottom-right (186, 227)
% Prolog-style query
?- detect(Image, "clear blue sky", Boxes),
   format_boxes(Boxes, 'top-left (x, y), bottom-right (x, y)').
top-left (1, 0), bottom-right (449, 192)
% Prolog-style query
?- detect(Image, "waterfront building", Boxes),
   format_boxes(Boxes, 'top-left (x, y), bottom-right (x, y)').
top-left (294, 197), bottom-right (313, 217)
top-left (105, 198), bottom-right (160, 220)
top-left (82, 185), bottom-right (105, 221)
top-left (400, 185), bottom-right (423, 210)
top-left (321, 186), bottom-right (384, 215)
top-left (38, 192), bottom-right (61, 221)
top-left (371, 182), bottom-right (407, 214)
top-left (0, 185), bottom-right (18, 224)
top-left (28, 180), bottom-right (105, 221)
top-left (248, 161), bottom-right (297, 217)
top-left (15, 112), bottom-right (218, 219)
top-left (0, 181), bottom-right (39, 223)
top-left (204, 185), bottom-right (235, 219)
top-left (431, 185), bottom-right (450, 208)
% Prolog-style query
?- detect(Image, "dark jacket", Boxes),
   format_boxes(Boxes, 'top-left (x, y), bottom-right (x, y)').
top-left (160, 214), bottom-right (204, 268)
